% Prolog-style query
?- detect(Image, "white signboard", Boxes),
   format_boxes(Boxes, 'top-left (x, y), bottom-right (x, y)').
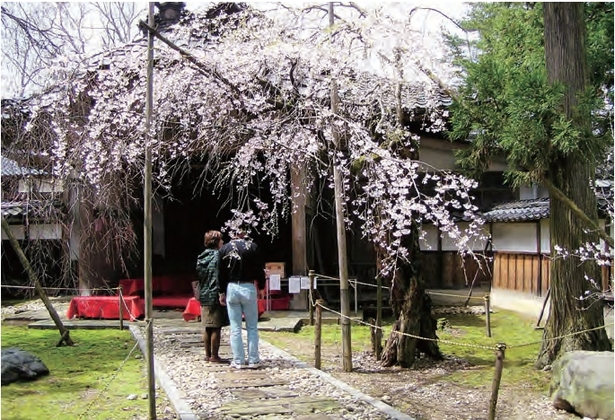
top-left (269, 274), bottom-right (281, 291)
top-left (300, 276), bottom-right (310, 290)
top-left (288, 276), bottom-right (301, 294)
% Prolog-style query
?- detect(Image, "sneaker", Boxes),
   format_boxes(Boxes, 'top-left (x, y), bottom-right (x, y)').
top-left (246, 362), bottom-right (261, 369)
top-left (230, 361), bottom-right (243, 369)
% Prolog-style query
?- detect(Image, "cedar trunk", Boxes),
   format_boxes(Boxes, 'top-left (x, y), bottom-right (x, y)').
top-left (536, 3), bottom-right (612, 368)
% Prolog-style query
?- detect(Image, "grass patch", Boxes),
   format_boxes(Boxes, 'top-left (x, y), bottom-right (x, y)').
top-left (1, 325), bottom-right (150, 420)
top-left (261, 309), bottom-right (550, 391)
top-left (437, 310), bottom-right (548, 390)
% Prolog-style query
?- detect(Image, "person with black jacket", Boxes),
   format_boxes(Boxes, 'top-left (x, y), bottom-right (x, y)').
top-left (218, 231), bottom-right (266, 369)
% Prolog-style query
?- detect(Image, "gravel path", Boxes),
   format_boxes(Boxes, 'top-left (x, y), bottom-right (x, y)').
top-left (149, 325), bottom-right (410, 419)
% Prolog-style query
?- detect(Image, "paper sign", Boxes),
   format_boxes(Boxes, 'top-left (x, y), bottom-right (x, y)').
top-left (288, 276), bottom-right (301, 294)
top-left (269, 274), bottom-right (281, 291)
top-left (300, 276), bottom-right (310, 290)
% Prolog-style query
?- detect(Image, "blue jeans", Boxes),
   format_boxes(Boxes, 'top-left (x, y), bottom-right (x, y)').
top-left (226, 282), bottom-right (260, 365)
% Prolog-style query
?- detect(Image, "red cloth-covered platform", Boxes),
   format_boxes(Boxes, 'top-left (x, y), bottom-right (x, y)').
top-left (119, 277), bottom-right (193, 309)
top-left (66, 296), bottom-right (144, 321)
top-left (182, 298), bottom-right (267, 322)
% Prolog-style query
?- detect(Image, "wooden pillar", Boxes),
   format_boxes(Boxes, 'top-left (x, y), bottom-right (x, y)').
top-left (290, 163), bottom-right (308, 310)
top-left (536, 220), bottom-right (542, 296)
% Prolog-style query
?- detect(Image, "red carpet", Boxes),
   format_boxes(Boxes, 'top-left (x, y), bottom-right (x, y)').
top-left (153, 295), bottom-right (192, 308)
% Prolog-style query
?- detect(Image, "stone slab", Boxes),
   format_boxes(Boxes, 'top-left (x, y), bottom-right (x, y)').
top-left (216, 377), bottom-right (288, 388)
top-left (219, 396), bottom-right (340, 416)
top-left (217, 370), bottom-right (273, 380)
top-left (231, 387), bottom-right (299, 400)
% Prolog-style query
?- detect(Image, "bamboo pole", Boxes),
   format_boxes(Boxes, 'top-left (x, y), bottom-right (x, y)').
top-left (484, 294), bottom-right (491, 337)
top-left (314, 299), bottom-right (323, 369)
top-left (1, 217), bottom-right (74, 346)
top-left (488, 343), bottom-right (506, 420)
top-left (144, 3), bottom-right (156, 419)
top-left (328, 1), bottom-right (352, 373)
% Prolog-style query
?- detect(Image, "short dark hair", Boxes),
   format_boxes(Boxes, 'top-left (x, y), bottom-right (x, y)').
top-left (204, 230), bottom-right (222, 249)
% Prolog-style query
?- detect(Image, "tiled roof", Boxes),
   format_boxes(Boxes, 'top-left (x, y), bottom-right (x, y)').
top-left (483, 198), bottom-right (550, 222)
top-left (1, 200), bottom-right (64, 219)
top-left (1, 156), bottom-right (45, 177)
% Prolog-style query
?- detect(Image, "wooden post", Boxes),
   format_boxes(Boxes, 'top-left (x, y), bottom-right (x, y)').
top-left (309, 270), bottom-right (315, 326)
top-left (375, 275), bottom-right (383, 360)
top-left (1, 217), bottom-right (74, 346)
top-left (314, 299), bottom-right (323, 369)
top-left (488, 343), bottom-right (506, 420)
top-left (118, 286), bottom-right (124, 330)
top-left (535, 287), bottom-right (551, 329)
top-left (484, 294), bottom-right (491, 337)
top-left (353, 279), bottom-right (358, 316)
top-left (143, 3), bottom-right (157, 419)
top-left (328, 0), bottom-right (352, 373)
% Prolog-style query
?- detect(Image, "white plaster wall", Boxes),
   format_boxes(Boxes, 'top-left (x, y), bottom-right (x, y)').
top-left (18, 178), bottom-right (63, 194)
top-left (491, 222), bottom-right (537, 252)
top-left (540, 218), bottom-right (550, 254)
top-left (441, 221), bottom-right (489, 251)
top-left (519, 185), bottom-right (549, 199)
top-left (420, 222), bottom-right (489, 251)
top-left (1, 225), bottom-right (25, 240)
top-left (30, 224), bottom-right (62, 240)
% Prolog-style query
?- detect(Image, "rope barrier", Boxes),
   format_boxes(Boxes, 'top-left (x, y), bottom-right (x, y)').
top-left (318, 302), bottom-right (498, 351)
top-left (77, 330), bottom-right (141, 419)
top-left (507, 322), bottom-right (615, 349)
top-left (0, 284), bottom-right (120, 292)
top-left (313, 301), bottom-right (615, 353)
top-left (426, 290), bottom-right (486, 300)
top-left (312, 272), bottom-right (486, 300)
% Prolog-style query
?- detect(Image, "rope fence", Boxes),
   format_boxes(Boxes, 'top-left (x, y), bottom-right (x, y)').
top-left (77, 330), bottom-right (142, 420)
top-left (309, 289), bottom-right (614, 420)
top-left (2, 284), bottom-right (142, 327)
top-left (0, 284), bottom-right (119, 293)
top-left (312, 272), bottom-right (487, 300)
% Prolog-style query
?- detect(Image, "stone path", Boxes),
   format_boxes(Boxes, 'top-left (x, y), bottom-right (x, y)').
top-left (131, 323), bottom-right (414, 420)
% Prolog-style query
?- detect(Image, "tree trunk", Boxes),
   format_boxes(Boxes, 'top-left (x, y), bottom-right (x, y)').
top-left (380, 49), bottom-right (442, 367)
top-left (536, 2), bottom-right (612, 368)
top-left (380, 230), bottom-right (442, 368)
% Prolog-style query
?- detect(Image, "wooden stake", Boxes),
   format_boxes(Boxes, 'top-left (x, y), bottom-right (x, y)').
top-left (484, 294), bottom-right (491, 337)
top-left (118, 286), bottom-right (124, 330)
top-left (309, 270), bottom-right (315, 326)
top-left (535, 287), bottom-right (551, 329)
top-left (375, 275), bottom-right (383, 360)
top-left (488, 343), bottom-right (506, 420)
top-left (1, 217), bottom-right (74, 346)
top-left (314, 299), bottom-right (323, 369)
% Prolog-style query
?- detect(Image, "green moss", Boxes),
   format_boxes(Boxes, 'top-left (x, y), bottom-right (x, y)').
top-left (1, 326), bottom-right (150, 419)
top-left (261, 309), bottom-right (551, 392)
